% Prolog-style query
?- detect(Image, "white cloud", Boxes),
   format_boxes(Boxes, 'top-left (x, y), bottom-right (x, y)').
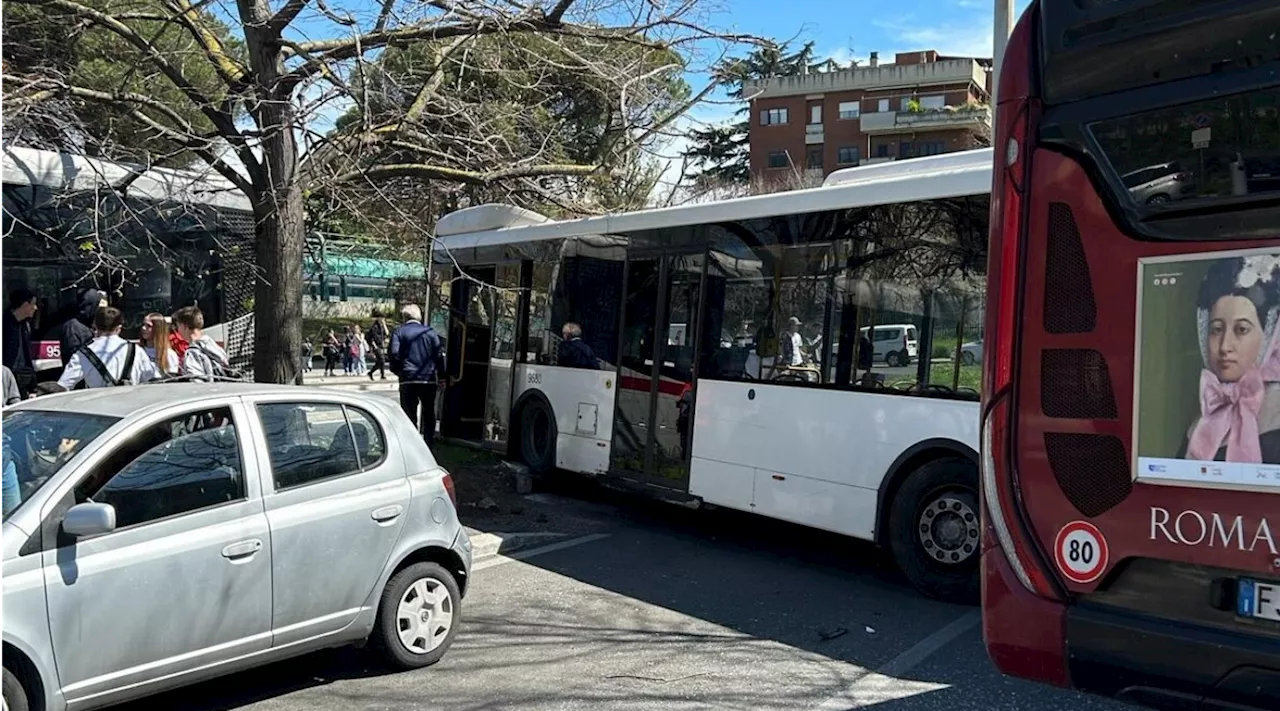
top-left (647, 102), bottom-right (743, 205)
top-left (873, 15), bottom-right (995, 58)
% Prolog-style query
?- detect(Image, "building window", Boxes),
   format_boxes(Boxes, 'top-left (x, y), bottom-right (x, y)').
top-left (806, 146), bottom-right (823, 170)
top-left (838, 102), bottom-right (860, 120)
top-left (900, 97), bottom-right (913, 111)
top-left (877, 99), bottom-right (890, 113)
top-left (877, 144), bottom-right (890, 158)
top-left (920, 95), bottom-right (946, 110)
top-left (837, 146), bottom-right (860, 165)
top-left (918, 141), bottom-right (946, 156)
top-left (900, 142), bottom-right (913, 158)
top-left (767, 150), bottom-right (790, 169)
top-left (809, 105), bottom-right (822, 124)
top-left (760, 108), bottom-right (789, 126)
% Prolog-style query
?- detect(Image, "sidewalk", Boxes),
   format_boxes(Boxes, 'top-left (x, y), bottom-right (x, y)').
top-left (301, 372), bottom-right (400, 392)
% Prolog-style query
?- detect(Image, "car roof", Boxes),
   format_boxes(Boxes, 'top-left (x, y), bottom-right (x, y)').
top-left (8, 383), bottom-right (382, 419)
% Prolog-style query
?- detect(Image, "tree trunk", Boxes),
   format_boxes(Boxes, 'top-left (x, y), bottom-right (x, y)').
top-left (239, 0), bottom-right (304, 383)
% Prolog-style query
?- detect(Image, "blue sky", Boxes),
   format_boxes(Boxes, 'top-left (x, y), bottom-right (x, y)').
top-left (682, 0), bottom-right (1033, 124)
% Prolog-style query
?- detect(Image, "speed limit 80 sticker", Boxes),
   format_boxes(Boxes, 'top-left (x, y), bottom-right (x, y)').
top-left (1053, 520), bottom-right (1110, 585)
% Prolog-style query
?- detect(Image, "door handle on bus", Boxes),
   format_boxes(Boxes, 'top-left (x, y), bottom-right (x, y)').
top-left (221, 539), bottom-right (262, 560)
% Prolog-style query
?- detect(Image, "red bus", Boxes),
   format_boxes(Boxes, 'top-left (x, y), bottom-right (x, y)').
top-left (982, 1), bottom-right (1280, 709)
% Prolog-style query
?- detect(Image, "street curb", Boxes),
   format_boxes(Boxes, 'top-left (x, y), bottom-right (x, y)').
top-left (468, 530), bottom-right (570, 561)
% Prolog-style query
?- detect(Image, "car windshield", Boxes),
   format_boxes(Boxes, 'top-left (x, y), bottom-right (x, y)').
top-left (2, 409), bottom-right (119, 521)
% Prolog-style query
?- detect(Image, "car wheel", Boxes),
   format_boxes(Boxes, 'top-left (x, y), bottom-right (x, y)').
top-left (373, 562), bottom-right (462, 670)
top-left (961, 351), bottom-right (977, 366)
top-left (886, 351), bottom-right (903, 368)
top-left (888, 458), bottom-right (981, 605)
top-left (3, 666), bottom-right (29, 711)
top-left (1146, 193), bottom-right (1171, 204)
top-left (519, 398), bottom-right (557, 475)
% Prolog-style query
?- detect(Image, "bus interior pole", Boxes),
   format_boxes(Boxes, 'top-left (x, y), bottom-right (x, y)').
top-left (992, 0), bottom-right (1014, 125)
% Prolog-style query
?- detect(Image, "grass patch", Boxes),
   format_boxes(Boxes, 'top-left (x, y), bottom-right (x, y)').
top-left (889, 363), bottom-right (983, 392)
top-left (432, 441), bottom-right (501, 472)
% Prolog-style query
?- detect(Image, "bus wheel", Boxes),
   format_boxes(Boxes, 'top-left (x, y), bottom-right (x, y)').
top-left (519, 398), bottom-right (557, 475)
top-left (888, 458), bottom-right (981, 605)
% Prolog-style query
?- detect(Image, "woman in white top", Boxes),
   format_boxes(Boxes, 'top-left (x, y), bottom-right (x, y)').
top-left (353, 325), bottom-right (369, 375)
top-left (139, 313), bottom-right (181, 376)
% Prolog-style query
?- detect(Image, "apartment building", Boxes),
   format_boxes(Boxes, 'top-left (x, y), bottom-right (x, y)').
top-left (745, 50), bottom-right (992, 184)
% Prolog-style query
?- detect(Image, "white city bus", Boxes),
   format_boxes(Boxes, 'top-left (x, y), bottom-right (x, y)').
top-left (434, 149), bottom-right (993, 602)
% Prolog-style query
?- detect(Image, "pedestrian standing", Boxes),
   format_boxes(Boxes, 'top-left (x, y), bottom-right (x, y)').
top-left (3, 289), bottom-right (39, 399)
top-left (353, 325), bottom-right (368, 376)
top-left (139, 313), bottom-right (180, 376)
top-left (342, 326), bottom-right (355, 375)
top-left (57, 307), bottom-right (158, 389)
top-left (368, 310), bottom-right (389, 380)
top-left (3, 365), bottom-right (23, 406)
top-left (56, 288), bottom-right (107, 366)
top-left (389, 304), bottom-right (447, 445)
top-left (323, 330), bottom-right (340, 376)
top-left (302, 338), bottom-right (314, 372)
top-left (173, 306), bottom-right (232, 381)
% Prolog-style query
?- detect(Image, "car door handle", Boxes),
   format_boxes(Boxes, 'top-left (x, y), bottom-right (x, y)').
top-left (372, 505), bottom-right (404, 523)
top-left (221, 539), bottom-right (262, 560)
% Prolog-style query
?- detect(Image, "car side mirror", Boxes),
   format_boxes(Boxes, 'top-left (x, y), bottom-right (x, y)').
top-left (62, 502), bottom-right (117, 537)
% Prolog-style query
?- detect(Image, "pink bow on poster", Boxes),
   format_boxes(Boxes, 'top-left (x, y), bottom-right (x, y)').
top-left (1187, 341), bottom-right (1280, 463)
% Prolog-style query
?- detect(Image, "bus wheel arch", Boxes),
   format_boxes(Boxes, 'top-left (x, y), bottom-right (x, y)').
top-left (877, 441), bottom-right (980, 605)
top-left (510, 390), bottom-right (557, 475)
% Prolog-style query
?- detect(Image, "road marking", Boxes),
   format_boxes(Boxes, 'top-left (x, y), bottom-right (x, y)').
top-left (813, 609), bottom-right (980, 710)
top-left (473, 533), bottom-right (611, 571)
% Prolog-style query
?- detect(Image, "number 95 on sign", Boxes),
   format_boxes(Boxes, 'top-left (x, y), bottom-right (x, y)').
top-left (1054, 520), bottom-right (1110, 585)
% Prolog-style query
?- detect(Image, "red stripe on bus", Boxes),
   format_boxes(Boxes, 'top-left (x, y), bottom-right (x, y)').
top-left (618, 375), bottom-right (686, 398)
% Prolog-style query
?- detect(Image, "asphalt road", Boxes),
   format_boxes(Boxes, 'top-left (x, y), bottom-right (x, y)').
top-left (117, 488), bottom-right (1136, 711)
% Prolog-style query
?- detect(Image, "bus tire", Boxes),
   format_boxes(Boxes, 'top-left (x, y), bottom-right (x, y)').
top-left (888, 458), bottom-right (981, 605)
top-left (518, 397), bottom-right (557, 475)
top-left (3, 666), bottom-right (29, 711)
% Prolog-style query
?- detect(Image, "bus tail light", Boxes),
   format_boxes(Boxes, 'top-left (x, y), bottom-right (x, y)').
top-left (982, 4), bottom-right (1060, 601)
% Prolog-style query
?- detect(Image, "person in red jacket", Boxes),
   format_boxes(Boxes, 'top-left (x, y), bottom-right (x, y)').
top-left (168, 311), bottom-right (189, 359)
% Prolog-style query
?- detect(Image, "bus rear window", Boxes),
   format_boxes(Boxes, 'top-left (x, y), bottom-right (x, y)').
top-left (1090, 87), bottom-right (1280, 208)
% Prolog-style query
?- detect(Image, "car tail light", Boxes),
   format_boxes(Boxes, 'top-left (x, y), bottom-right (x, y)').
top-left (982, 4), bottom-right (1060, 601)
top-left (441, 470), bottom-right (457, 506)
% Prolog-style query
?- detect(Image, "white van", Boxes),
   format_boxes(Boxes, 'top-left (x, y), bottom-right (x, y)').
top-left (858, 324), bottom-right (919, 367)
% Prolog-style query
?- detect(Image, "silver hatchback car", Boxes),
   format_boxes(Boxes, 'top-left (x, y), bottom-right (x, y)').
top-left (1, 383), bottom-right (471, 711)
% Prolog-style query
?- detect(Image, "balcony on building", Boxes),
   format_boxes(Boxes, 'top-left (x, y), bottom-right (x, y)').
top-left (859, 104), bottom-right (991, 135)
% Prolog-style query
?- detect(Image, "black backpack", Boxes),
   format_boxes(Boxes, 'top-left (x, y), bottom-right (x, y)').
top-left (78, 344), bottom-right (138, 387)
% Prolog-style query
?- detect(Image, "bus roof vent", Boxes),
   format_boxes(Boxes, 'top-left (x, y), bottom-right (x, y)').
top-left (435, 204), bottom-right (550, 237)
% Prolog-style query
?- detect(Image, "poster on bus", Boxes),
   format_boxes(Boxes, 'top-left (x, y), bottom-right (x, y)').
top-left (1135, 248), bottom-right (1280, 492)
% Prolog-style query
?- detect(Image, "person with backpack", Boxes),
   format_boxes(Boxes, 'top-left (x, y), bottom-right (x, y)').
top-left (56, 307), bottom-right (158, 389)
top-left (173, 306), bottom-right (235, 381)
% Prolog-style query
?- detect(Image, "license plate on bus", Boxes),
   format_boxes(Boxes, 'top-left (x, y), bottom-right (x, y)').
top-left (1237, 579), bottom-right (1280, 621)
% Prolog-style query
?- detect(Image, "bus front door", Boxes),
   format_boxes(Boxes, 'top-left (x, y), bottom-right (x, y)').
top-left (610, 252), bottom-right (701, 490)
top-left (441, 266), bottom-right (493, 442)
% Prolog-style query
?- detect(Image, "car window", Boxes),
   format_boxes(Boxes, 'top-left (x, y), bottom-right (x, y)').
top-left (77, 407), bottom-right (245, 529)
top-left (257, 403), bottom-right (387, 490)
top-left (2, 410), bottom-right (118, 521)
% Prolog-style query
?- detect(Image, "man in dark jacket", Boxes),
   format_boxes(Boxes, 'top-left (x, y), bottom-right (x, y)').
top-left (389, 304), bottom-right (447, 445)
top-left (3, 289), bottom-right (39, 399)
top-left (558, 322), bottom-right (599, 369)
top-left (57, 288), bottom-right (106, 366)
